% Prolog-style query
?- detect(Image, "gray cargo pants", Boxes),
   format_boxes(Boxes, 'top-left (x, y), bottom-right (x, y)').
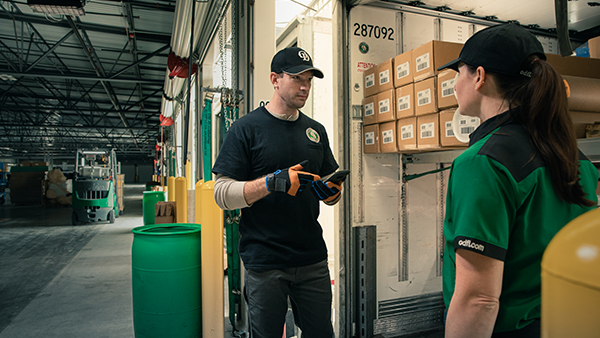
top-left (244, 260), bottom-right (334, 338)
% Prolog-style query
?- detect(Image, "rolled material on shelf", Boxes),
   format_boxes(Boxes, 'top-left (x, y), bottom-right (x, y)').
top-left (563, 75), bottom-right (600, 113)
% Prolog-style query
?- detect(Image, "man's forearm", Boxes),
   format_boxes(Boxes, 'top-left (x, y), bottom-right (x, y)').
top-left (243, 176), bottom-right (270, 205)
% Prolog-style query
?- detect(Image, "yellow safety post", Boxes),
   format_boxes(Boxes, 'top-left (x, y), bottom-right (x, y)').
top-left (186, 160), bottom-right (193, 190)
top-left (167, 176), bottom-right (176, 202)
top-left (541, 208), bottom-right (600, 337)
top-left (194, 180), bottom-right (204, 224)
top-left (200, 180), bottom-right (224, 336)
top-left (175, 177), bottom-right (187, 223)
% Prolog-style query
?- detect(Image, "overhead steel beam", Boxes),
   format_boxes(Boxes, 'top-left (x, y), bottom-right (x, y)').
top-left (110, 44), bottom-right (170, 79)
top-left (0, 123), bottom-right (158, 131)
top-left (0, 11), bottom-right (171, 43)
top-left (2, 71), bottom-right (164, 84)
top-left (1, 106), bottom-right (159, 115)
top-left (24, 30), bottom-right (75, 73)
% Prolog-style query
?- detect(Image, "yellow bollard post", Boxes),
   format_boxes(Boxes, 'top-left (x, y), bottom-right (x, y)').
top-left (541, 208), bottom-right (600, 337)
top-left (167, 176), bottom-right (176, 202)
top-left (175, 177), bottom-right (187, 223)
top-left (200, 180), bottom-right (224, 337)
top-left (194, 180), bottom-right (204, 224)
top-left (186, 160), bottom-right (193, 190)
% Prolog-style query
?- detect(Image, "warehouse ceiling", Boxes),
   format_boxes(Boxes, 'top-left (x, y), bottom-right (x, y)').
top-left (0, 0), bottom-right (175, 163)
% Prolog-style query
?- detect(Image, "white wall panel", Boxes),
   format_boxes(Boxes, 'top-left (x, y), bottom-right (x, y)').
top-left (440, 19), bottom-right (472, 43)
top-left (401, 13), bottom-right (435, 51)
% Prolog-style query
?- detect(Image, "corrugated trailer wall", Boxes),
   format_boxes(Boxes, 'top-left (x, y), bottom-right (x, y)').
top-left (347, 4), bottom-right (560, 336)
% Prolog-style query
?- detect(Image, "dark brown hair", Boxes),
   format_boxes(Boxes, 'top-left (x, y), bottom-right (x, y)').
top-left (468, 57), bottom-right (594, 207)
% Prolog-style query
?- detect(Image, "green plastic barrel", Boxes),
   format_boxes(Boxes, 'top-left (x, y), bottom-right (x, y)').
top-left (142, 191), bottom-right (165, 225)
top-left (131, 224), bottom-right (202, 338)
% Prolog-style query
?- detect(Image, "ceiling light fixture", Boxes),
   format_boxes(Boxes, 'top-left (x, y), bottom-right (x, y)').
top-left (28, 0), bottom-right (87, 16)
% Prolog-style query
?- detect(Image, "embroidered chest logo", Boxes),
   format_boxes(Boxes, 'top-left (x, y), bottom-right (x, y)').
top-left (306, 128), bottom-right (320, 143)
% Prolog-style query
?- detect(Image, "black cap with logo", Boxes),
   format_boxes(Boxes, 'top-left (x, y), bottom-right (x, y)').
top-left (271, 47), bottom-right (324, 79)
top-left (437, 23), bottom-right (546, 77)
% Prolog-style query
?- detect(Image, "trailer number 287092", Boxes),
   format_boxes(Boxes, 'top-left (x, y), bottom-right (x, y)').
top-left (353, 23), bottom-right (394, 40)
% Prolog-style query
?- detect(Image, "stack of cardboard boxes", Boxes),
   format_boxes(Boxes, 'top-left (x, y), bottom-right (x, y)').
top-left (363, 40), bottom-right (475, 154)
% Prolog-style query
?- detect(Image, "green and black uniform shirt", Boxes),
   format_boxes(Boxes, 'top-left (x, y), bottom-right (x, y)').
top-left (443, 109), bottom-right (598, 333)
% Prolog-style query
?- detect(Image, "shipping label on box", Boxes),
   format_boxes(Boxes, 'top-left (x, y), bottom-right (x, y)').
top-left (364, 124), bottom-right (380, 153)
top-left (401, 124), bottom-right (414, 140)
top-left (415, 52), bottom-right (430, 74)
top-left (457, 116), bottom-right (480, 136)
top-left (414, 77), bottom-right (437, 116)
top-left (377, 89), bottom-right (395, 123)
top-left (379, 121), bottom-right (397, 153)
top-left (394, 50), bottom-right (413, 88)
top-left (420, 122), bottom-right (435, 139)
top-left (437, 69), bottom-right (458, 109)
top-left (364, 67), bottom-right (378, 97)
top-left (362, 95), bottom-right (377, 125)
top-left (395, 83), bottom-right (414, 118)
top-left (377, 58), bottom-right (394, 92)
top-left (417, 88), bottom-right (432, 107)
top-left (397, 117), bottom-right (417, 151)
top-left (417, 113), bottom-right (440, 149)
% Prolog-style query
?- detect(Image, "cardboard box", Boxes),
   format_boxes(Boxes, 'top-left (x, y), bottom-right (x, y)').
top-left (437, 69), bottom-right (458, 109)
top-left (413, 40), bottom-right (463, 82)
top-left (362, 95), bottom-right (377, 126)
top-left (155, 201), bottom-right (176, 224)
top-left (395, 84), bottom-right (415, 119)
top-left (377, 58), bottom-right (394, 92)
top-left (376, 89), bottom-right (395, 123)
top-left (364, 124), bottom-right (380, 154)
top-left (379, 121), bottom-right (397, 153)
top-left (546, 54), bottom-right (600, 79)
top-left (397, 117), bottom-right (418, 151)
top-left (364, 66), bottom-right (378, 97)
top-left (394, 50), bottom-right (413, 88)
top-left (440, 108), bottom-right (469, 147)
top-left (417, 113), bottom-right (440, 149)
top-left (570, 111), bottom-right (600, 138)
top-left (414, 77), bottom-right (437, 116)
top-left (589, 36), bottom-right (600, 59)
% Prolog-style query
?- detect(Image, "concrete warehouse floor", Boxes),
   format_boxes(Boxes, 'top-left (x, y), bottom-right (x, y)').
top-left (0, 184), bottom-right (238, 338)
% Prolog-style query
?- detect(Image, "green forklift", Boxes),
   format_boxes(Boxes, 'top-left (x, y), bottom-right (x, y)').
top-left (72, 149), bottom-right (119, 225)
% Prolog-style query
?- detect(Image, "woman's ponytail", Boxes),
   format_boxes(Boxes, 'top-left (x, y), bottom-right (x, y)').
top-left (494, 56), bottom-right (595, 207)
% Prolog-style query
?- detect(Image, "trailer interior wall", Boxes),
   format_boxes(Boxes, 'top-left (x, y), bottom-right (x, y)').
top-left (348, 3), bottom-right (565, 336)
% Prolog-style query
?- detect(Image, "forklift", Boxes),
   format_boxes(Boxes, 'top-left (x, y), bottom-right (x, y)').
top-left (71, 149), bottom-right (119, 225)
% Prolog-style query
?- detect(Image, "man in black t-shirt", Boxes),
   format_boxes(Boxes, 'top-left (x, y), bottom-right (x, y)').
top-left (212, 47), bottom-right (342, 337)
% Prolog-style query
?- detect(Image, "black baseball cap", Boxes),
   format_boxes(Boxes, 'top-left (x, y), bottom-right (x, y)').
top-left (437, 23), bottom-right (546, 77)
top-left (271, 47), bottom-right (324, 78)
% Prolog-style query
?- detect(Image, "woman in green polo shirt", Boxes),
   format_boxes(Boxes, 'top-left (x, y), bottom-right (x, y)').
top-left (438, 24), bottom-right (598, 337)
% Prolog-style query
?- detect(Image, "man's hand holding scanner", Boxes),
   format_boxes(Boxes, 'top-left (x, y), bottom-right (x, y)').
top-left (265, 160), bottom-right (320, 196)
top-left (312, 170), bottom-right (349, 203)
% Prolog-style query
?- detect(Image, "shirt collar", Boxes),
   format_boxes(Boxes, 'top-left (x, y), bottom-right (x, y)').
top-left (264, 106), bottom-right (299, 121)
top-left (468, 108), bottom-right (519, 146)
